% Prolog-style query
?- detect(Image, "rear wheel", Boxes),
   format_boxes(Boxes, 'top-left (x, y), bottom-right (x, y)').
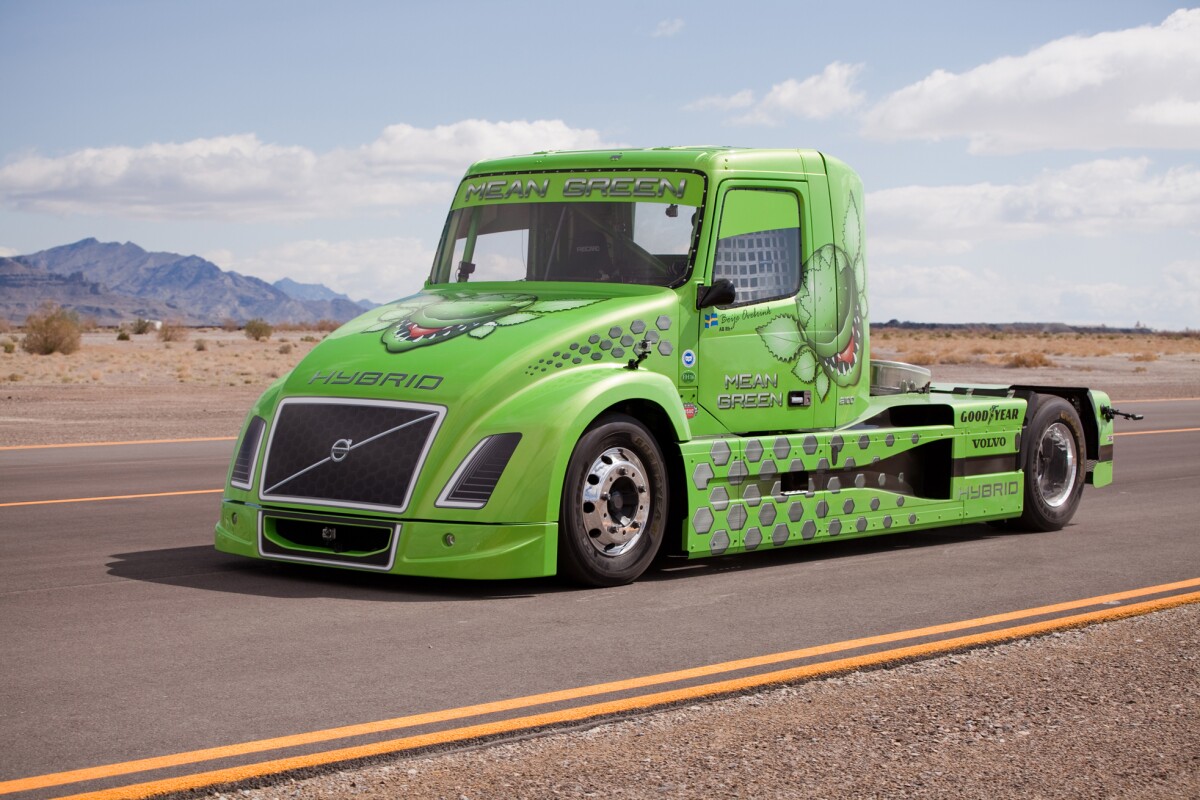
top-left (558, 414), bottom-right (667, 586)
top-left (1015, 395), bottom-right (1086, 531)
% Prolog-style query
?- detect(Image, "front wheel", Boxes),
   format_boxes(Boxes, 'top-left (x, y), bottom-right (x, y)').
top-left (558, 414), bottom-right (668, 587)
top-left (1015, 395), bottom-right (1086, 531)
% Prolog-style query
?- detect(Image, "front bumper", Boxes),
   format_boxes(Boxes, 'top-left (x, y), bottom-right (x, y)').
top-left (215, 501), bottom-right (557, 580)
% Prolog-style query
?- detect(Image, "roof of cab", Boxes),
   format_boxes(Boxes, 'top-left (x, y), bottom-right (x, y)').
top-left (465, 147), bottom-right (830, 180)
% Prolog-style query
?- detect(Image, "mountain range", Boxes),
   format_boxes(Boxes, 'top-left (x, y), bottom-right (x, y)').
top-left (0, 239), bottom-right (376, 326)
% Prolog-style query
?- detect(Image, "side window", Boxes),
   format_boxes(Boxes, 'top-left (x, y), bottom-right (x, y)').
top-left (713, 189), bottom-right (800, 306)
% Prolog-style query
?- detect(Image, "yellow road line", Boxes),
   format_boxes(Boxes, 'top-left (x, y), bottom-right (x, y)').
top-left (0, 489), bottom-right (222, 508)
top-left (1113, 426), bottom-right (1200, 437)
top-left (0, 437), bottom-right (235, 452)
top-left (6, 577), bottom-right (1199, 797)
top-left (51, 589), bottom-right (1200, 800)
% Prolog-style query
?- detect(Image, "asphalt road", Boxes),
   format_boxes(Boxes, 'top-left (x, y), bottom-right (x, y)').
top-left (0, 398), bottom-right (1196, 798)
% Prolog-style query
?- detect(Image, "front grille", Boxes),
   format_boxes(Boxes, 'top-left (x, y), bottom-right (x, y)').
top-left (259, 398), bottom-right (444, 514)
top-left (259, 509), bottom-right (398, 570)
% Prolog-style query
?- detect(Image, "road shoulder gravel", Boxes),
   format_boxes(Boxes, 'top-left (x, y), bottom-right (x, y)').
top-left (206, 602), bottom-right (1199, 800)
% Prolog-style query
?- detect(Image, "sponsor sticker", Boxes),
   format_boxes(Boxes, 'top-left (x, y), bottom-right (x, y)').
top-left (681, 349), bottom-right (697, 368)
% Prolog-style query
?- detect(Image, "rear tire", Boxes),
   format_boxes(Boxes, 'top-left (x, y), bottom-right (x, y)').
top-left (558, 414), bottom-right (667, 587)
top-left (1015, 395), bottom-right (1086, 531)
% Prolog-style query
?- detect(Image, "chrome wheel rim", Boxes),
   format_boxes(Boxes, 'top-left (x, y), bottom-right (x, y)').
top-left (1036, 422), bottom-right (1078, 508)
top-left (579, 447), bottom-right (650, 557)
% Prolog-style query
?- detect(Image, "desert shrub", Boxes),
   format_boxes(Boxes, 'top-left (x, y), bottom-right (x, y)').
top-left (158, 320), bottom-right (188, 342)
top-left (1004, 351), bottom-right (1054, 368)
top-left (1129, 352), bottom-right (1158, 362)
top-left (132, 317), bottom-right (153, 335)
top-left (221, 317), bottom-right (239, 332)
top-left (2, 338), bottom-right (15, 354)
top-left (278, 343), bottom-right (293, 355)
top-left (300, 334), bottom-right (318, 342)
top-left (116, 329), bottom-right (131, 341)
top-left (194, 338), bottom-right (208, 351)
top-left (244, 318), bottom-right (273, 341)
top-left (314, 318), bottom-right (340, 332)
top-left (21, 303), bottom-right (82, 355)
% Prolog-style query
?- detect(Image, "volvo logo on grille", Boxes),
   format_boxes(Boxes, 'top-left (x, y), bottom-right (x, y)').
top-left (330, 438), bottom-right (353, 462)
top-left (321, 526), bottom-right (337, 543)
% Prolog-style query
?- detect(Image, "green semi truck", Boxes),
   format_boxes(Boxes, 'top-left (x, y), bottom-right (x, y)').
top-left (215, 147), bottom-right (1126, 586)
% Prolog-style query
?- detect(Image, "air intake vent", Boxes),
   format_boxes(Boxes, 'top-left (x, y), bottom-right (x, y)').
top-left (230, 416), bottom-right (266, 489)
top-left (438, 434), bottom-right (522, 509)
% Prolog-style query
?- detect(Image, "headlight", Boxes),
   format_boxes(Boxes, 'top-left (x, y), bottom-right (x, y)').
top-left (436, 434), bottom-right (522, 509)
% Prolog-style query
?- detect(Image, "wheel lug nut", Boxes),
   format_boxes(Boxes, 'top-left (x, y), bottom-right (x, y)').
top-left (600, 493), bottom-right (609, 501)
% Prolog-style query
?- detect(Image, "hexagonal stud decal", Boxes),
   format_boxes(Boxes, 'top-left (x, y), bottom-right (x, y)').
top-left (772, 523), bottom-right (789, 546)
top-left (711, 529), bottom-right (730, 556)
top-left (790, 458), bottom-right (807, 473)
top-left (774, 437), bottom-right (790, 460)
top-left (758, 460), bottom-right (778, 481)
top-left (855, 473), bottom-right (866, 489)
top-left (630, 319), bottom-right (646, 334)
top-left (859, 434), bottom-right (871, 450)
top-left (758, 503), bottom-right (777, 527)
top-left (886, 433), bottom-right (895, 447)
top-left (801, 520), bottom-right (817, 540)
top-left (657, 340), bottom-right (673, 356)
top-left (745, 440), bottom-right (763, 463)
top-left (656, 315), bottom-right (672, 331)
top-left (883, 515), bottom-right (893, 528)
top-left (692, 507), bottom-right (714, 535)
top-left (828, 476), bottom-right (841, 493)
top-left (608, 326), bottom-right (623, 339)
top-left (709, 486), bottom-right (730, 511)
top-left (870, 497), bottom-right (880, 511)
top-left (710, 440), bottom-right (731, 467)
top-left (816, 500), bottom-right (829, 518)
top-left (692, 462), bottom-right (714, 490)
top-left (856, 516), bottom-right (868, 532)
top-left (645, 330), bottom-right (660, 343)
top-left (842, 498), bottom-right (855, 514)
top-left (743, 484), bottom-right (762, 507)
top-left (744, 527), bottom-right (762, 551)
top-left (788, 500), bottom-right (804, 522)
top-left (828, 518), bottom-right (842, 536)
top-left (804, 435), bottom-right (818, 455)
top-left (830, 435), bottom-right (844, 464)
top-left (727, 504), bottom-right (748, 531)
top-left (728, 460), bottom-right (749, 486)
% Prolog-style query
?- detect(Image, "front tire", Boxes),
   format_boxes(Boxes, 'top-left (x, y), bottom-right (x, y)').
top-left (558, 414), bottom-right (668, 587)
top-left (1015, 395), bottom-right (1086, 531)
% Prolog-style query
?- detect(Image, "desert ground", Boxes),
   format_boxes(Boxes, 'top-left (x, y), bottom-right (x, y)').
top-left (0, 325), bottom-right (1197, 446)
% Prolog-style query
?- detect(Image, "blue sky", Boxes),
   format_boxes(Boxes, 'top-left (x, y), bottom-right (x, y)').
top-left (1, 1), bottom-right (1197, 328)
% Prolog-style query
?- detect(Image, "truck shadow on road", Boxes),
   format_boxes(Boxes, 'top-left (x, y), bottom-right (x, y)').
top-left (106, 522), bottom-right (1021, 601)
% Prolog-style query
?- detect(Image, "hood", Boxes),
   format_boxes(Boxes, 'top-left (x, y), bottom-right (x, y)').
top-left (283, 283), bottom-right (683, 406)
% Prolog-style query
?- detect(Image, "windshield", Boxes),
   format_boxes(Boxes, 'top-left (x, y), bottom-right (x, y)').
top-left (431, 171), bottom-right (703, 287)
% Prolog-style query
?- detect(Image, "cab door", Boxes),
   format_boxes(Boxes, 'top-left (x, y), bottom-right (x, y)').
top-left (695, 182), bottom-right (836, 435)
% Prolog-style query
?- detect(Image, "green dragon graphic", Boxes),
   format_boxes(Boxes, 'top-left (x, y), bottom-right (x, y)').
top-left (364, 292), bottom-right (599, 353)
top-left (755, 193), bottom-right (867, 400)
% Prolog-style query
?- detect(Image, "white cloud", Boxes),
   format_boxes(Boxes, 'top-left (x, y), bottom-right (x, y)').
top-left (0, 120), bottom-right (615, 221)
top-left (0, 245), bottom-right (17, 257)
top-left (652, 18), bottom-right (684, 38)
top-left (685, 62), bottom-right (865, 123)
top-left (683, 90), bottom-right (755, 113)
top-left (863, 9), bottom-right (1200, 153)
top-left (212, 238), bottom-right (436, 304)
top-left (869, 157), bottom-right (1200, 253)
top-left (870, 262), bottom-right (1176, 328)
